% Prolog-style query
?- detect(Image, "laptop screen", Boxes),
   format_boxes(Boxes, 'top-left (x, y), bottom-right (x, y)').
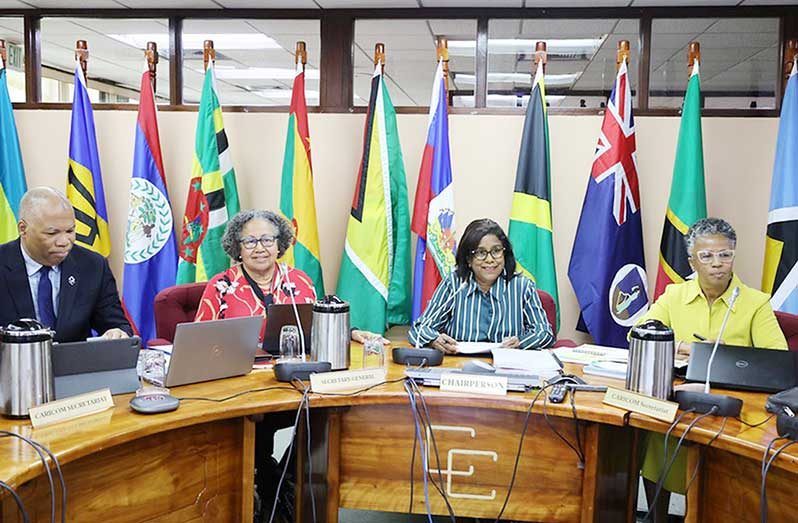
top-left (686, 342), bottom-right (797, 393)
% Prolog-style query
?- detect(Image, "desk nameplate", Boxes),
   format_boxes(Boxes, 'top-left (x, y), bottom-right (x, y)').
top-left (310, 367), bottom-right (387, 393)
top-left (440, 373), bottom-right (508, 396)
top-left (603, 386), bottom-right (678, 423)
top-left (29, 387), bottom-right (114, 428)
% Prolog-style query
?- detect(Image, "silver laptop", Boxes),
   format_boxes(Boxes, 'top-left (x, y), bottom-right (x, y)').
top-left (164, 316), bottom-right (262, 387)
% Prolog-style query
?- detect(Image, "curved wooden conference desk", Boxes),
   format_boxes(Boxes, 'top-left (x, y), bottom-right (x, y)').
top-left (0, 344), bottom-right (795, 522)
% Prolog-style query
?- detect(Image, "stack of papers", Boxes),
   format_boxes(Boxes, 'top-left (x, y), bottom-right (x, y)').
top-left (551, 344), bottom-right (629, 365)
top-left (456, 342), bottom-right (501, 355)
top-left (583, 361), bottom-right (627, 380)
top-left (491, 348), bottom-right (562, 375)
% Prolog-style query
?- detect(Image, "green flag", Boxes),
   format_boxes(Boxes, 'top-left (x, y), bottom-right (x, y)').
top-left (177, 62), bottom-right (240, 283)
top-left (654, 60), bottom-right (707, 299)
top-left (336, 65), bottom-right (411, 334)
top-left (508, 61), bottom-right (560, 330)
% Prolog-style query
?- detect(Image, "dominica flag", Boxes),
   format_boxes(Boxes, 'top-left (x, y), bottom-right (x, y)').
top-left (177, 61), bottom-right (240, 283)
top-left (67, 61), bottom-right (111, 257)
top-left (280, 61), bottom-right (324, 296)
top-left (763, 58), bottom-right (798, 313)
top-left (653, 59), bottom-right (707, 299)
top-left (0, 60), bottom-right (26, 243)
top-left (336, 63), bottom-right (411, 334)
top-left (123, 68), bottom-right (178, 345)
top-left (508, 60), bottom-right (559, 330)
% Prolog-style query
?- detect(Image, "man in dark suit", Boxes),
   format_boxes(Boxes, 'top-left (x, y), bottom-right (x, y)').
top-left (0, 187), bottom-right (132, 342)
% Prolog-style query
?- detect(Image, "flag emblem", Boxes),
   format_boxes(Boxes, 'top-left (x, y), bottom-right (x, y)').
top-left (609, 264), bottom-right (649, 326)
top-left (124, 177), bottom-right (173, 264)
top-left (179, 177), bottom-right (209, 264)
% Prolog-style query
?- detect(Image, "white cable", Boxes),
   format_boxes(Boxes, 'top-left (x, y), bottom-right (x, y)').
top-left (704, 287), bottom-right (740, 394)
top-left (279, 263), bottom-right (307, 359)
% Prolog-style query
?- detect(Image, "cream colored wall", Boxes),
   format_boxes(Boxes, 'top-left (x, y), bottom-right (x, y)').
top-left (13, 109), bottom-right (778, 341)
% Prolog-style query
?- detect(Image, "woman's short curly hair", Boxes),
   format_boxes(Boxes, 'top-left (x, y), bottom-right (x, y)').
top-left (221, 209), bottom-right (295, 261)
top-left (685, 217), bottom-right (737, 256)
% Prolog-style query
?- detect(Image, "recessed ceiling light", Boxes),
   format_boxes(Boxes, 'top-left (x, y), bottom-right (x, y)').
top-left (108, 33), bottom-right (282, 50)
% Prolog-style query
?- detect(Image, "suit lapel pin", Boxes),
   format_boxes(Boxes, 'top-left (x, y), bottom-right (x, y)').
top-left (68, 275), bottom-right (76, 286)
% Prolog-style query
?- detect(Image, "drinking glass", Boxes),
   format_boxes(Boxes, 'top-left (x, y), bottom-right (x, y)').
top-left (280, 325), bottom-right (302, 361)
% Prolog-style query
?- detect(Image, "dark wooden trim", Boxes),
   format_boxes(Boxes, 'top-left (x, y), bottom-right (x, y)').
top-left (475, 17), bottom-right (488, 109)
top-left (638, 15), bottom-right (652, 112)
top-left (23, 14), bottom-right (40, 104)
top-left (320, 13), bottom-right (354, 112)
top-left (169, 17), bottom-right (183, 106)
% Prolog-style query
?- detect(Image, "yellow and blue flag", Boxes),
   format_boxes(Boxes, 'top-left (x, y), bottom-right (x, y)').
top-left (0, 60), bottom-right (26, 243)
top-left (67, 61), bottom-right (111, 256)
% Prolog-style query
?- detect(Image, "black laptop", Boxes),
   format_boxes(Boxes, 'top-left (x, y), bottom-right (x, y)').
top-left (685, 342), bottom-right (798, 393)
top-left (51, 336), bottom-right (142, 398)
top-left (261, 303), bottom-right (313, 355)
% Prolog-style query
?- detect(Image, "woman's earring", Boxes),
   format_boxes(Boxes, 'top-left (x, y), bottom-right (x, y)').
top-left (237, 255), bottom-right (243, 261)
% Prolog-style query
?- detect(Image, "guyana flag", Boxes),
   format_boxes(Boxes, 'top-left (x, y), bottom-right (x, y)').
top-left (508, 60), bottom-right (560, 330)
top-left (0, 60), bottom-right (26, 243)
top-left (762, 59), bottom-right (798, 313)
top-left (336, 64), bottom-right (411, 334)
top-left (653, 59), bottom-right (707, 299)
top-left (67, 61), bottom-right (111, 257)
top-left (280, 62), bottom-right (324, 296)
top-left (177, 61), bottom-right (240, 283)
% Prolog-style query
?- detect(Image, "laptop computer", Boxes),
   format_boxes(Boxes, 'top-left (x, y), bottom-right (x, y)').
top-left (52, 336), bottom-right (142, 399)
top-left (164, 316), bottom-right (262, 387)
top-left (261, 303), bottom-right (313, 355)
top-left (685, 342), bottom-right (798, 393)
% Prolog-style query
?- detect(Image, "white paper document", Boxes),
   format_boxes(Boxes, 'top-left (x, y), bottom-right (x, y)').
top-left (456, 342), bottom-right (502, 355)
top-left (551, 344), bottom-right (629, 365)
top-left (491, 348), bottom-right (562, 374)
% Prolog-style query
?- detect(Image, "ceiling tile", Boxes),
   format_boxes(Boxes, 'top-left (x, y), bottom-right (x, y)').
top-left (24, 0), bottom-right (127, 6)
top-left (245, 19), bottom-right (320, 36)
top-left (521, 19), bottom-right (618, 38)
top-left (116, 0), bottom-right (219, 6)
top-left (706, 17), bottom-right (779, 33)
top-left (633, 0), bottom-right (737, 4)
top-left (317, 0), bottom-right (417, 6)
top-left (356, 19), bottom-right (430, 36)
top-left (525, 0), bottom-right (629, 5)
top-left (216, 0), bottom-right (320, 6)
top-left (652, 18), bottom-right (715, 34)
top-left (0, 0), bottom-right (33, 7)
top-left (427, 19), bottom-right (477, 37)
top-left (421, 0), bottom-right (520, 5)
top-left (740, 0), bottom-right (798, 3)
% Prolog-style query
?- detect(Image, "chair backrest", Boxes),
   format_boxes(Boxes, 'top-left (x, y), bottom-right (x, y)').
top-left (775, 311), bottom-right (798, 351)
top-left (536, 289), bottom-right (558, 336)
top-left (153, 282), bottom-right (207, 343)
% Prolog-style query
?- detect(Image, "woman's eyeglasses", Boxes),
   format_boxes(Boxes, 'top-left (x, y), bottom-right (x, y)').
top-left (240, 235), bottom-right (276, 250)
top-left (692, 249), bottom-right (735, 264)
top-left (470, 246), bottom-right (505, 261)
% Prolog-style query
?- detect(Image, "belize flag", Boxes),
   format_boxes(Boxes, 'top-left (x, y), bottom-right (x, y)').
top-left (123, 69), bottom-right (177, 345)
top-left (568, 59), bottom-right (648, 348)
top-left (411, 59), bottom-right (457, 321)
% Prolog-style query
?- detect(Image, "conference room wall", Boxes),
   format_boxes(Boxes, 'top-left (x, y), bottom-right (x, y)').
top-left (12, 110), bottom-right (777, 341)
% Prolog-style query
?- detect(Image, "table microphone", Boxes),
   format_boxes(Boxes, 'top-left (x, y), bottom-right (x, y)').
top-left (675, 286), bottom-right (743, 417)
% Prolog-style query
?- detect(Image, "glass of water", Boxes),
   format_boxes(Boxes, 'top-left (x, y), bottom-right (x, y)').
top-left (138, 349), bottom-right (167, 389)
top-left (362, 336), bottom-right (385, 368)
top-left (279, 325), bottom-right (302, 361)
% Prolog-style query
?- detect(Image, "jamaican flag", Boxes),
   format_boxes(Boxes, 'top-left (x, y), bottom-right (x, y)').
top-left (508, 60), bottom-right (560, 330)
top-left (336, 64), bottom-right (411, 334)
top-left (0, 60), bottom-right (26, 243)
top-left (280, 62), bottom-right (324, 296)
top-left (177, 61), bottom-right (240, 283)
top-left (653, 59), bottom-right (707, 299)
top-left (67, 61), bottom-right (111, 257)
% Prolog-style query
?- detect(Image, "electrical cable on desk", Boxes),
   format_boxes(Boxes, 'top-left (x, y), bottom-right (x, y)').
top-left (0, 430), bottom-right (65, 523)
top-left (493, 382), bottom-right (557, 523)
top-left (268, 386), bottom-right (310, 523)
top-left (0, 479), bottom-right (29, 523)
top-left (736, 413), bottom-right (775, 429)
top-left (541, 388), bottom-right (585, 465)
top-left (643, 407), bottom-right (718, 523)
top-left (404, 379), bottom-right (434, 523)
top-left (175, 385), bottom-right (301, 403)
top-left (406, 378), bottom-right (457, 522)
top-left (291, 379), bottom-right (319, 523)
top-left (569, 390), bottom-right (586, 468)
top-left (760, 437), bottom-right (798, 523)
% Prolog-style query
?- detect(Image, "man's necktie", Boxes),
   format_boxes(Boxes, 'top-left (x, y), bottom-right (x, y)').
top-left (37, 266), bottom-right (56, 328)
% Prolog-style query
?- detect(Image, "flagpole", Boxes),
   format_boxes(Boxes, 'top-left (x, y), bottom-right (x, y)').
top-left (146, 41), bottom-right (158, 94)
top-left (617, 40), bottom-right (630, 71)
top-left (76, 40), bottom-right (88, 84)
top-left (374, 42), bottom-right (385, 73)
top-left (296, 40), bottom-right (306, 73)
top-left (688, 41), bottom-right (700, 77)
top-left (203, 39), bottom-right (215, 71)
top-left (436, 37), bottom-right (449, 97)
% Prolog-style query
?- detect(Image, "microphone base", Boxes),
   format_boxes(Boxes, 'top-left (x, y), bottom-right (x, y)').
top-left (777, 414), bottom-right (798, 440)
top-left (392, 347), bottom-right (443, 366)
top-left (675, 390), bottom-right (743, 417)
top-left (273, 361), bottom-right (332, 382)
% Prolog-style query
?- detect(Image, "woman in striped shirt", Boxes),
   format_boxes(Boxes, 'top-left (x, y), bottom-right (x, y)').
top-left (408, 218), bottom-right (555, 352)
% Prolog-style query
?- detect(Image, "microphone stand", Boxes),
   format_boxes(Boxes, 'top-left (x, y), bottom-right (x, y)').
top-left (675, 287), bottom-right (743, 417)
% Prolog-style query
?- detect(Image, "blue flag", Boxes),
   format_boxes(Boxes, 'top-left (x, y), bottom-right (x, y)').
top-left (123, 70), bottom-right (177, 345)
top-left (0, 64), bottom-right (26, 243)
top-left (763, 60), bottom-right (798, 313)
top-left (568, 60), bottom-right (648, 348)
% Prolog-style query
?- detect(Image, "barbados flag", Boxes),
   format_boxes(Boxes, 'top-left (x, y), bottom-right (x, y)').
top-left (280, 61), bottom-right (324, 296)
top-left (508, 59), bottom-right (559, 329)
top-left (123, 69), bottom-right (178, 345)
top-left (336, 63), bottom-right (411, 334)
top-left (763, 58), bottom-right (798, 313)
top-left (0, 59), bottom-right (26, 243)
top-left (411, 59), bottom-right (456, 321)
top-left (177, 61), bottom-right (240, 283)
top-left (67, 60), bottom-right (110, 256)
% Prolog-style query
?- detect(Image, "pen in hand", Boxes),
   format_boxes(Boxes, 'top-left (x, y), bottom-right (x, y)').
top-left (693, 333), bottom-right (707, 341)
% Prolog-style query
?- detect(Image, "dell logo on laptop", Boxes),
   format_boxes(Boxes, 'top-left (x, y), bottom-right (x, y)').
top-left (735, 360), bottom-right (750, 369)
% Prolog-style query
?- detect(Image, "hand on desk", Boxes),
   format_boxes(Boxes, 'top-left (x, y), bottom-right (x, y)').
top-left (101, 328), bottom-right (129, 340)
top-left (500, 336), bottom-right (520, 348)
top-left (430, 333), bottom-right (458, 354)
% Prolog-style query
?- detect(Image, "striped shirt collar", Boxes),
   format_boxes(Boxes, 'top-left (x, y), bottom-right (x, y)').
top-left (463, 271), bottom-right (509, 299)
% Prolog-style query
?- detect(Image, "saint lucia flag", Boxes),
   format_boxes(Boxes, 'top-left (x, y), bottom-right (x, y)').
top-left (123, 69), bottom-right (178, 345)
top-left (336, 64), bottom-right (411, 334)
top-left (67, 61), bottom-right (111, 256)
top-left (763, 59), bottom-right (798, 313)
top-left (0, 61), bottom-right (26, 243)
top-left (411, 59), bottom-right (456, 321)
top-left (508, 60), bottom-right (559, 330)
top-left (177, 61), bottom-right (240, 283)
top-left (280, 62), bottom-right (324, 296)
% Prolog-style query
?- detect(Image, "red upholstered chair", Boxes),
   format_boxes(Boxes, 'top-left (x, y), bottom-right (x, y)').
top-left (148, 282), bottom-right (207, 345)
top-left (536, 290), bottom-right (577, 348)
top-left (775, 311), bottom-right (798, 351)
